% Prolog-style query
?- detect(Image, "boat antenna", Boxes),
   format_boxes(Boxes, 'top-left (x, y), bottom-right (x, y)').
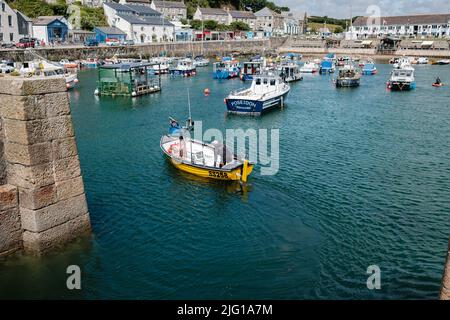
top-left (187, 88), bottom-right (192, 120)
top-left (187, 88), bottom-right (194, 163)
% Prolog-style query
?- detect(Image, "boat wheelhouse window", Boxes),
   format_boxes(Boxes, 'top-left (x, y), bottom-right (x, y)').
top-left (255, 78), bottom-right (261, 85)
top-left (263, 78), bottom-right (268, 85)
top-left (270, 79), bottom-right (276, 86)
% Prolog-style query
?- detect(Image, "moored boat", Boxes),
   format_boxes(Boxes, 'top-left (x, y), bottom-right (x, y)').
top-left (319, 60), bottom-right (335, 74)
top-left (300, 61), bottom-right (319, 73)
top-left (20, 60), bottom-right (79, 89)
top-left (193, 55), bottom-right (210, 67)
top-left (278, 61), bottom-right (303, 82)
top-left (213, 57), bottom-right (240, 79)
top-left (161, 120), bottom-right (254, 182)
top-left (169, 58), bottom-right (196, 77)
top-left (387, 59), bottom-right (416, 91)
top-left (225, 71), bottom-right (290, 116)
top-left (361, 62), bottom-right (377, 75)
top-left (334, 62), bottom-right (360, 88)
top-left (80, 58), bottom-right (99, 68)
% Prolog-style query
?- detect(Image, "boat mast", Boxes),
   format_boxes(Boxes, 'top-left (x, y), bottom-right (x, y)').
top-left (187, 89), bottom-right (193, 163)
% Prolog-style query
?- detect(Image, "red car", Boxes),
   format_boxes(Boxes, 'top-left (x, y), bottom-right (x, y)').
top-left (16, 38), bottom-right (35, 48)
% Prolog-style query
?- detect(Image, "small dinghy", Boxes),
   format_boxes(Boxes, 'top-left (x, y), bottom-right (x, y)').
top-left (161, 119), bottom-right (253, 182)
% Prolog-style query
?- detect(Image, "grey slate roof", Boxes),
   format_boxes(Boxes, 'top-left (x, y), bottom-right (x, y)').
top-left (105, 2), bottom-right (160, 16)
top-left (255, 7), bottom-right (282, 18)
top-left (229, 10), bottom-right (256, 19)
top-left (353, 13), bottom-right (450, 26)
top-left (198, 7), bottom-right (228, 16)
top-left (33, 16), bottom-right (66, 26)
top-left (117, 14), bottom-right (174, 26)
top-left (152, 1), bottom-right (186, 9)
top-left (95, 26), bottom-right (126, 35)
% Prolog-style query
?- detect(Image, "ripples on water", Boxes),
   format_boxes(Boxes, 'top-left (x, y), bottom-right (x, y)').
top-left (1, 64), bottom-right (449, 299)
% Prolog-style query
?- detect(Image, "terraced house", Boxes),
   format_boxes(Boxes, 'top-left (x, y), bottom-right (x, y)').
top-left (0, 0), bottom-right (19, 44)
top-left (351, 13), bottom-right (450, 38)
top-left (255, 7), bottom-right (285, 36)
top-left (193, 7), bottom-right (229, 25)
top-left (150, 1), bottom-right (187, 21)
top-left (103, 2), bottom-right (174, 43)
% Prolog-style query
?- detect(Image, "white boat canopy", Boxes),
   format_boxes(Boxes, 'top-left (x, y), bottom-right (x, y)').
top-left (361, 40), bottom-right (373, 45)
top-left (421, 41), bottom-right (434, 47)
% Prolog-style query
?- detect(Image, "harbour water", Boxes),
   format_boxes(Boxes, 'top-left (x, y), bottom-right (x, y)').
top-left (1, 63), bottom-right (450, 299)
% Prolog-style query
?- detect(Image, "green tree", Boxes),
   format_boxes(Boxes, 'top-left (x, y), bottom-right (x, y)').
top-left (229, 21), bottom-right (250, 31)
top-left (334, 26), bottom-right (344, 34)
top-left (204, 20), bottom-right (218, 30)
top-left (190, 19), bottom-right (203, 30)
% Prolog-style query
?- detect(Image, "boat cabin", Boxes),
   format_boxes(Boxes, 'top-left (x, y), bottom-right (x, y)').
top-left (242, 61), bottom-right (262, 76)
top-left (97, 62), bottom-right (162, 97)
top-left (250, 73), bottom-right (284, 95)
top-left (391, 68), bottom-right (414, 78)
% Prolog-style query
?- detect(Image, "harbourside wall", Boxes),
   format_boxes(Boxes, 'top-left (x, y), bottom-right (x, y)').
top-left (0, 39), bottom-right (284, 62)
top-left (441, 237), bottom-right (450, 300)
top-left (0, 76), bottom-right (91, 257)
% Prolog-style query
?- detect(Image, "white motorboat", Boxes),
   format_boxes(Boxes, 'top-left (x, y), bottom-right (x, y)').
top-left (225, 71), bottom-right (290, 115)
top-left (299, 61), bottom-right (319, 73)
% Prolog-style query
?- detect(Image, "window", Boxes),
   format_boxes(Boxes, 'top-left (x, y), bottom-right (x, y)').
top-left (263, 78), bottom-right (268, 85)
top-left (2, 3), bottom-right (5, 12)
top-left (270, 79), bottom-right (276, 85)
top-left (8, 15), bottom-right (12, 27)
top-left (255, 78), bottom-right (261, 85)
top-left (10, 33), bottom-right (13, 42)
top-left (0, 33), bottom-right (3, 42)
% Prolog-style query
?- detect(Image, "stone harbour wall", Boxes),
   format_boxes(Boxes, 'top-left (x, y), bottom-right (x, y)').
top-left (441, 237), bottom-right (450, 300)
top-left (0, 39), bottom-right (282, 62)
top-left (0, 76), bottom-right (91, 256)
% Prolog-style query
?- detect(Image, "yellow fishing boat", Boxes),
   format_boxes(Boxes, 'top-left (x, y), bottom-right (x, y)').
top-left (160, 135), bottom-right (254, 182)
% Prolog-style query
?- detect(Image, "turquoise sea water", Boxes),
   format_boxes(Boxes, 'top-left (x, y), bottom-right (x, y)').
top-left (1, 63), bottom-right (450, 299)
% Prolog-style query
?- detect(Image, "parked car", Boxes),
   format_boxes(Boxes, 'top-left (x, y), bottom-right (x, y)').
top-left (84, 39), bottom-right (99, 47)
top-left (122, 39), bottom-right (135, 46)
top-left (1, 43), bottom-right (16, 49)
top-left (0, 63), bottom-right (15, 73)
top-left (16, 38), bottom-right (35, 48)
top-left (106, 38), bottom-right (120, 46)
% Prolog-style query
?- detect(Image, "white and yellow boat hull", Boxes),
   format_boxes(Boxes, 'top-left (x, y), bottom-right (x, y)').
top-left (161, 135), bottom-right (254, 182)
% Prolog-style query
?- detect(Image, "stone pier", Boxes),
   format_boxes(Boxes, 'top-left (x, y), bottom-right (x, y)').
top-left (440, 237), bottom-right (450, 300)
top-left (0, 76), bottom-right (90, 256)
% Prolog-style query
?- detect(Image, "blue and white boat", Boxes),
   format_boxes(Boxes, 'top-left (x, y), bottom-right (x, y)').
top-left (193, 55), bottom-right (210, 67)
top-left (213, 57), bottom-right (240, 79)
top-left (169, 58), bottom-right (196, 77)
top-left (319, 60), bottom-right (335, 74)
top-left (387, 59), bottom-right (416, 91)
top-left (362, 62), bottom-right (377, 75)
top-left (225, 71), bottom-right (290, 116)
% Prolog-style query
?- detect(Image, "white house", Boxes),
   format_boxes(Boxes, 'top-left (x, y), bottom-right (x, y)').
top-left (103, 2), bottom-right (174, 43)
top-left (32, 16), bottom-right (69, 44)
top-left (103, 2), bottom-right (161, 26)
top-left (0, 0), bottom-right (20, 44)
top-left (351, 13), bottom-right (450, 38)
top-left (228, 10), bottom-right (256, 30)
top-left (115, 14), bottom-right (174, 43)
top-left (281, 12), bottom-right (301, 35)
top-left (193, 7), bottom-right (229, 25)
top-left (255, 7), bottom-right (284, 36)
top-left (150, 1), bottom-right (187, 22)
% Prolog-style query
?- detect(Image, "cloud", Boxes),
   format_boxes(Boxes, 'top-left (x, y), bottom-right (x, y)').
top-left (276, 0), bottom-right (450, 18)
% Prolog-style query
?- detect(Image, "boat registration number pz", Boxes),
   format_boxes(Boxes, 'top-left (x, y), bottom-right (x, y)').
top-left (209, 171), bottom-right (228, 178)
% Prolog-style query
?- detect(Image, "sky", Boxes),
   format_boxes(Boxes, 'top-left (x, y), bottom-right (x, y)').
top-left (276, 0), bottom-right (450, 19)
